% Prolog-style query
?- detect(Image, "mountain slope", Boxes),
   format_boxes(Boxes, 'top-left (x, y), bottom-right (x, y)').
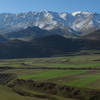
top-left (0, 35), bottom-right (7, 41)
top-left (4, 26), bottom-right (77, 40)
top-left (82, 30), bottom-right (100, 40)
top-left (4, 26), bottom-right (50, 40)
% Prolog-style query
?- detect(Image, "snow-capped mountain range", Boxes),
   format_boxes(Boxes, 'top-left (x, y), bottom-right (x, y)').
top-left (0, 11), bottom-right (100, 35)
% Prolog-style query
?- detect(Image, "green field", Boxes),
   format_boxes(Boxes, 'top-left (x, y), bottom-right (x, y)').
top-left (0, 54), bottom-right (100, 68)
top-left (0, 54), bottom-right (100, 100)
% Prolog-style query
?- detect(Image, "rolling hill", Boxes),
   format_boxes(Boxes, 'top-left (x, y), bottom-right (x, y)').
top-left (0, 34), bottom-right (99, 59)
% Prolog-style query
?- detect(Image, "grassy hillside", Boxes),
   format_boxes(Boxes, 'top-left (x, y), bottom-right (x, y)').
top-left (0, 85), bottom-right (47, 100)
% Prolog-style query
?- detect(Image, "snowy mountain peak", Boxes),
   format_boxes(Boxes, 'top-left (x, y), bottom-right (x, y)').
top-left (72, 11), bottom-right (92, 16)
top-left (0, 11), bottom-right (100, 35)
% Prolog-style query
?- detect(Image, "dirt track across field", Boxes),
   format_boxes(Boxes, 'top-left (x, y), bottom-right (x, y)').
top-left (0, 66), bottom-right (100, 70)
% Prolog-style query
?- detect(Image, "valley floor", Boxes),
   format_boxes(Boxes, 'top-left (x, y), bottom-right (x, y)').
top-left (0, 54), bottom-right (100, 100)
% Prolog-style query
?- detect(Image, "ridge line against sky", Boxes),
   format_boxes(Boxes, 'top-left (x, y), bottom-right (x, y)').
top-left (0, 0), bottom-right (99, 13)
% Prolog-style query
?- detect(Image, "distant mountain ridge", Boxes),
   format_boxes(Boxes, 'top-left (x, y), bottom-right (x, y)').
top-left (4, 26), bottom-right (79, 40)
top-left (0, 11), bottom-right (100, 36)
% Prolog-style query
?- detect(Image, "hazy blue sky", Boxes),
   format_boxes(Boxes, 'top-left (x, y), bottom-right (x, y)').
top-left (0, 0), bottom-right (100, 13)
